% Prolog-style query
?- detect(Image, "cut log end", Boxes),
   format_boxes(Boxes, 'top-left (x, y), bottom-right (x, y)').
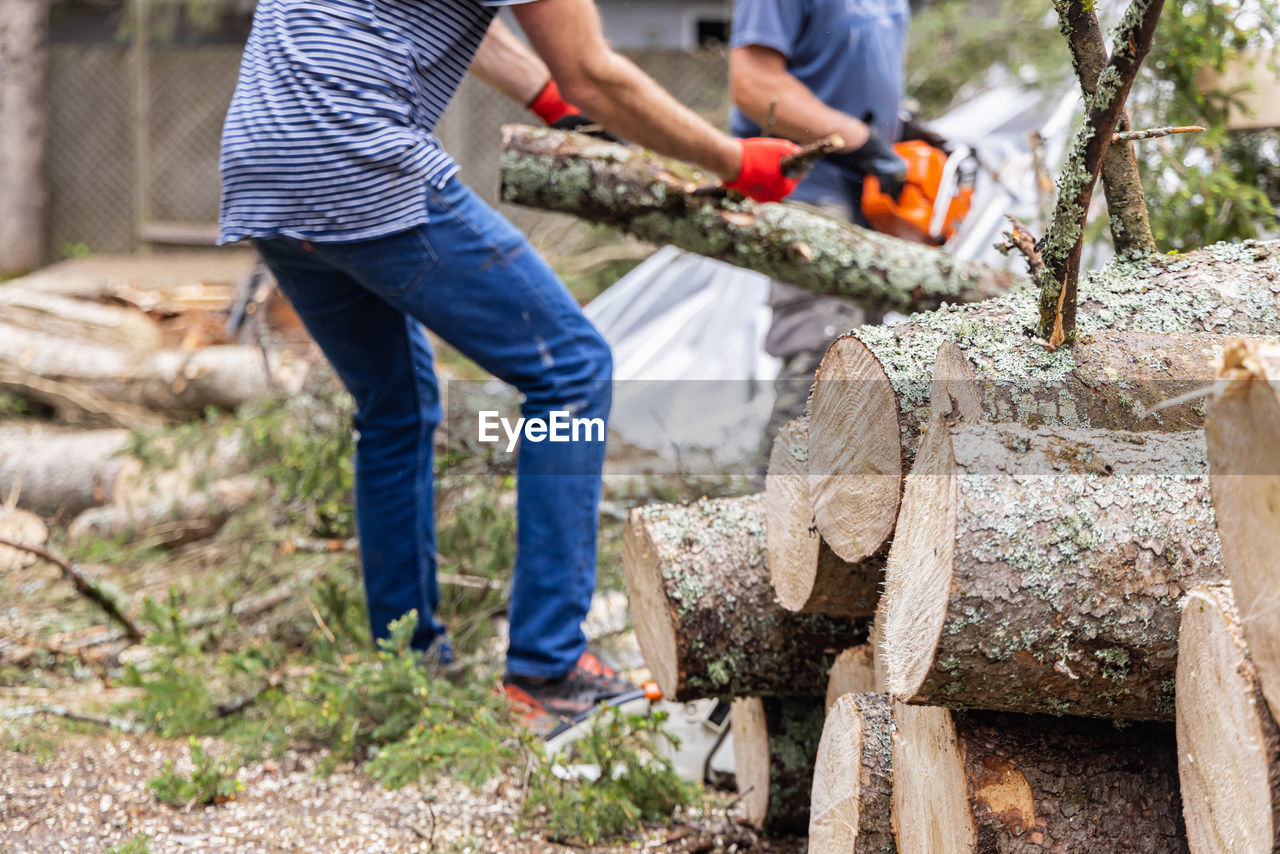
top-left (807, 336), bottom-right (903, 563)
top-left (1177, 584), bottom-right (1280, 853)
top-left (891, 703), bottom-right (974, 854)
top-left (825, 644), bottom-right (877, 712)
top-left (731, 697), bottom-right (771, 832)
top-left (930, 341), bottom-right (982, 422)
top-left (621, 512), bottom-right (681, 698)
top-left (810, 693), bottom-right (896, 854)
top-left (732, 697), bottom-right (825, 836)
top-left (881, 420), bottom-right (956, 703)
top-left (766, 418), bottom-right (823, 611)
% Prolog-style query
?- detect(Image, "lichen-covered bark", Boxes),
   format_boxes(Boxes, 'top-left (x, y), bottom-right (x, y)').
top-left (809, 692), bottom-right (896, 854)
top-left (1206, 339), bottom-right (1280, 726)
top-left (899, 423), bottom-right (1221, 720)
top-left (623, 495), bottom-right (864, 701)
top-left (1036, 0), bottom-right (1166, 340)
top-left (1177, 584), bottom-right (1280, 853)
top-left (807, 239), bottom-right (1280, 564)
top-left (500, 125), bottom-right (1018, 315)
top-left (754, 697), bottom-right (826, 836)
top-left (952, 711), bottom-right (1187, 853)
top-left (767, 418), bottom-right (884, 617)
top-left (1055, 0), bottom-right (1156, 255)
top-left (933, 331), bottom-right (1244, 433)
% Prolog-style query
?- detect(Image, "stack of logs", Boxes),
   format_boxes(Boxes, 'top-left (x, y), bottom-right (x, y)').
top-left (623, 240), bottom-right (1280, 851)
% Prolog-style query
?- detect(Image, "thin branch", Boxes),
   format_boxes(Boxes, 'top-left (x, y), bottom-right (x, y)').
top-left (999, 216), bottom-right (1045, 277)
top-left (0, 536), bottom-right (145, 641)
top-left (1054, 0), bottom-right (1157, 256)
top-left (1, 703), bottom-right (145, 734)
top-left (1038, 0), bottom-right (1166, 345)
top-left (1113, 124), bottom-right (1205, 142)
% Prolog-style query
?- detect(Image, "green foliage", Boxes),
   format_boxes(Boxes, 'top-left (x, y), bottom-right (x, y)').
top-left (121, 592), bottom-right (219, 737)
top-left (106, 836), bottom-right (152, 854)
top-left (523, 708), bottom-right (695, 845)
top-left (147, 738), bottom-right (244, 807)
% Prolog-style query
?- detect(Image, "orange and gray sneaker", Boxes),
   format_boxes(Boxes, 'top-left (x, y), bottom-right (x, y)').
top-left (501, 651), bottom-right (634, 732)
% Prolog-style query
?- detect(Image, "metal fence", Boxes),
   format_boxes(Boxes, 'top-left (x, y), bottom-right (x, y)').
top-left (44, 41), bottom-right (728, 260)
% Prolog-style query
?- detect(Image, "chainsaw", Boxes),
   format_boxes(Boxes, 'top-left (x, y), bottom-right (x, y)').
top-left (861, 140), bottom-right (977, 246)
top-left (543, 681), bottom-right (735, 787)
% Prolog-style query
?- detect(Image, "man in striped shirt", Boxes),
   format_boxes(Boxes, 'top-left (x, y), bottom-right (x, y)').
top-left (219, 0), bottom-right (801, 725)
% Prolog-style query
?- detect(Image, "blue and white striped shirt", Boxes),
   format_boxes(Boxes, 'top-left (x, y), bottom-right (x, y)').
top-left (219, 0), bottom-right (523, 243)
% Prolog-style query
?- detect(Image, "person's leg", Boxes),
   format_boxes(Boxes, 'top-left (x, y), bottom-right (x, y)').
top-left (253, 237), bottom-right (448, 655)
top-left (296, 178), bottom-right (612, 680)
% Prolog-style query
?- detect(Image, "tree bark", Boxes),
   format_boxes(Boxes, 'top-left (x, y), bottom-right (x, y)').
top-left (825, 644), bottom-right (877, 712)
top-left (1055, 0), bottom-right (1156, 255)
top-left (880, 421), bottom-right (1221, 721)
top-left (809, 692), bottom-right (896, 854)
top-left (766, 417), bottom-right (883, 617)
top-left (0, 290), bottom-right (164, 351)
top-left (0, 324), bottom-right (299, 422)
top-left (731, 696), bottom-right (825, 835)
top-left (892, 704), bottom-right (1187, 853)
top-left (1205, 339), bottom-right (1280, 726)
top-left (0, 426), bottom-right (142, 518)
top-left (1177, 583), bottom-right (1280, 854)
top-left (930, 331), bottom-right (1255, 432)
top-left (0, 0), bottom-right (48, 275)
top-left (622, 495), bottom-right (864, 701)
top-left (806, 238), bottom-right (1280, 564)
top-left (500, 125), bottom-right (1019, 315)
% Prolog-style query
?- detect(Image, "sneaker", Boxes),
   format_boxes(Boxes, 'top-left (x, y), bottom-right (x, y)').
top-left (501, 651), bottom-right (635, 729)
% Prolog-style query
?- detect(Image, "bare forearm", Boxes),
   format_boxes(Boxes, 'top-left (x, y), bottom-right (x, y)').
top-left (730, 48), bottom-right (870, 150)
top-left (470, 18), bottom-right (547, 105)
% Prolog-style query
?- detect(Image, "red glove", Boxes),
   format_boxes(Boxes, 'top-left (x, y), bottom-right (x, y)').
top-left (724, 138), bottom-right (803, 203)
top-left (528, 79), bottom-right (577, 126)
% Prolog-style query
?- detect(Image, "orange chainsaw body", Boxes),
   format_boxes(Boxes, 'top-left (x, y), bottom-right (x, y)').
top-left (861, 140), bottom-right (973, 246)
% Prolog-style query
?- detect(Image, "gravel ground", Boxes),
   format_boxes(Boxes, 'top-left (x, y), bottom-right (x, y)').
top-left (0, 731), bottom-right (805, 853)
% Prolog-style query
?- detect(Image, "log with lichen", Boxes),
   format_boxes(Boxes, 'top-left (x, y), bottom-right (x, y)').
top-left (499, 124), bottom-right (1018, 315)
top-left (892, 704), bottom-right (1188, 853)
top-left (766, 417), bottom-right (883, 617)
top-left (622, 495), bottom-right (864, 701)
top-left (879, 420), bottom-right (1221, 721)
top-left (1177, 583), bottom-right (1280, 854)
top-left (732, 696), bottom-right (826, 835)
top-left (1205, 339), bottom-right (1280, 727)
top-left (809, 692), bottom-right (896, 853)
top-left (806, 239), bottom-right (1280, 564)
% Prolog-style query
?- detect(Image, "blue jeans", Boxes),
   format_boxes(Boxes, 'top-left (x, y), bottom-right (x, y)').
top-left (254, 177), bottom-right (612, 678)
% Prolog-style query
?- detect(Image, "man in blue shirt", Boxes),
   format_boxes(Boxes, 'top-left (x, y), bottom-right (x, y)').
top-left (729, 0), bottom-right (917, 463)
top-left (220, 0), bottom-right (804, 728)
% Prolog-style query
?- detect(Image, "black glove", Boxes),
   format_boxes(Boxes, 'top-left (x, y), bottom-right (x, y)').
top-left (900, 116), bottom-right (949, 150)
top-left (827, 129), bottom-right (908, 202)
top-left (549, 113), bottom-right (620, 143)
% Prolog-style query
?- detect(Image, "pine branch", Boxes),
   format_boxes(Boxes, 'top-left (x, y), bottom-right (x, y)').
top-left (0, 536), bottom-right (144, 641)
top-left (1114, 125), bottom-right (1205, 142)
top-left (1038, 0), bottom-right (1167, 345)
top-left (1054, 0), bottom-right (1157, 256)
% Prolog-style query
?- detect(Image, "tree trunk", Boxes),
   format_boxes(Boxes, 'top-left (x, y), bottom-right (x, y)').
top-left (1205, 339), bottom-right (1280, 725)
top-left (892, 704), bottom-right (1187, 853)
top-left (731, 696), bottom-right (825, 835)
top-left (0, 506), bottom-right (48, 571)
top-left (880, 421), bottom-right (1221, 721)
top-left (825, 643), bottom-right (877, 712)
top-left (622, 495), bottom-right (864, 701)
top-left (809, 692), bottom-right (896, 854)
top-left (931, 331), bottom-right (1245, 432)
top-left (1177, 583), bottom-right (1280, 854)
top-left (500, 125), bottom-right (1018, 315)
top-left (68, 474), bottom-right (258, 546)
top-left (0, 427), bottom-right (142, 518)
top-left (766, 417), bottom-right (883, 617)
top-left (0, 290), bottom-right (164, 351)
top-left (0, 324), bottom-right (299, 422)
top-left (0, 0), bottom-right (48, 275)
top-left (806, 238), bottom-right (1280, 564)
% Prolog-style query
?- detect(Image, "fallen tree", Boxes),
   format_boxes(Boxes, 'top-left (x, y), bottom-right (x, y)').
top-left (622, 495), bottom-right (863, 700)
top-left (892, 704), bottom-right (1187, 853)
top-left (766, 418), bottom-right (883, 617)
top-left (880, 421), bottom-right (1221, 721)
top-left (0, 427), bottom-right (141, 518)
top-left (1205, 338), bottom-right (1280, 725)
top-left (1177, 583), bottom-right (1280, 854)
top-left (808, 692), bottom-right (896, 854)
top-left (500, 125), bottom-right (1019, 315)
top-left (806, 239), bottom-right (1280, 563)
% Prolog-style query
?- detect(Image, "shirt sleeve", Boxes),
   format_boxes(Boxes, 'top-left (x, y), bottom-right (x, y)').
top-left (730, 0), bottom-right (808, 60)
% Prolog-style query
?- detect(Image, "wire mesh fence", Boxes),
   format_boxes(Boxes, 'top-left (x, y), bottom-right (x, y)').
top-left (44, 42), bottom-right (729, 260)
